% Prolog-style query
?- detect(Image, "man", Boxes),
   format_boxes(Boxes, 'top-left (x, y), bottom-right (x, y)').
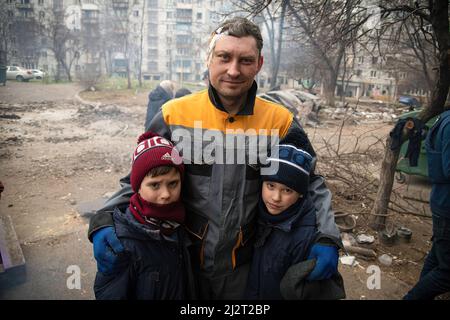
top-left (144, 80), bottom-right (175, 131)
top-left (89, 17), bottom-right (341, 299)
top-left (404, 107), bottom-right (450, 299)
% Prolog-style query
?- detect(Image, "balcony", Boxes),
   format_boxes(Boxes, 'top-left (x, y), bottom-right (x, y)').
top-left (175, 67), bottom-right (192, 74)
top-left (176, 16), bottom-right (192, 23)
top-left (112, 0), bottom-right (129, 9)
top-left (81, 17), bottom-right (99, 25)
top-left (175, 27), bottom-right (191, 35)
top-left (15, 3), bottom-right (34, 10)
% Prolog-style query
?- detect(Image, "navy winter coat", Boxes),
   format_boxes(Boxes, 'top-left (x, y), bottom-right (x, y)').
top-left (144, 85), bottom-right (172, 131)
top-left (245, 196), bottom-right (317, 300)
top-left (94, 207), bottom-right (196, 300)
top-left (426, 109), bottom-right (450, 218)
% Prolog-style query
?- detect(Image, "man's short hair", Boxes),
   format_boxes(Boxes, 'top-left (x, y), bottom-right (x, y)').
top-left (207, 17), bottom-right (263, 60)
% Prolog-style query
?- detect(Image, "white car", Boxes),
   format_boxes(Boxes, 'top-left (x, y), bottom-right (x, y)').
top-left (31, 69), bottom-right (46, 79)
top-left (6, 66), bottom-right (34, 82)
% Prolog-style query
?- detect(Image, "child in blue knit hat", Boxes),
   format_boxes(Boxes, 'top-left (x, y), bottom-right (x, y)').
top-left (245, 144), bottom-right (345, 300)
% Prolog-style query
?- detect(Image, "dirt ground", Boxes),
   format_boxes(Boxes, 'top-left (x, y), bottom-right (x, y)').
top-left (0, 81), bottom-right (440, 300)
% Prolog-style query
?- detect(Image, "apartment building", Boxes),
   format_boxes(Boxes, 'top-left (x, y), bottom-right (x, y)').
top-left (2, 0), bottom-right (232, 82)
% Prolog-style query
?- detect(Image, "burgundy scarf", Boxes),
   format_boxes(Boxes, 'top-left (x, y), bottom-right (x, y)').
top-left (129, 193), bottom-right (185, 230)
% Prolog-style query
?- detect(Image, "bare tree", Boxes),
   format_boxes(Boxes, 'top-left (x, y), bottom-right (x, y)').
top-left (234, 1), bottom-right (371, 104)
top-left (137, 0), bottom-right (146, 87)
top-left (373, 13), bottom-right (439, 99)
top-left (102, 0), bottom-right (139, 89)
top-left (284, 0), bottom-right (371, 107)
top-left (258, 1), bottom-right (287, 89)
top-left (370, 0), bottom-right (449, 230)
top-left (5, 7), bottom-right (41, 69)
top-left (38, 6), bottom-right (84, 82)
top-left (0, 5), bottom-right (15, 65)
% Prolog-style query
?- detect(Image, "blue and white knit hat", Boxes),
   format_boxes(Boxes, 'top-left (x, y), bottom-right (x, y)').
top-left (261, 144), bottom-right (313, 195)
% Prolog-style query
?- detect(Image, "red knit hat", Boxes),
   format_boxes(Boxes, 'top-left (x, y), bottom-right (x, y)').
top-left (130, 132), bottom-right (184, 193)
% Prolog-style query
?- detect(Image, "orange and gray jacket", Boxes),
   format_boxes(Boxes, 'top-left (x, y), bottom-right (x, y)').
top-left (88, 82), bottom-right (341, 278)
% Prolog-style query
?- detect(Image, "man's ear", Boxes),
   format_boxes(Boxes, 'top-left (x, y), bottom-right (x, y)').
top-left (257, 55), bottom-right (264, 72)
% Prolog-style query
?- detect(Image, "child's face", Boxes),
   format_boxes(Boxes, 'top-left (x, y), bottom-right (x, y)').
top-left (261, 181), bottom-right (301, 215)
top-left (139, 167), bottom-right (181, 205)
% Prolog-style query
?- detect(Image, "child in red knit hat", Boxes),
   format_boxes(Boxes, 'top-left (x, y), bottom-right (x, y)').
top-left (94, 132), bottom-right (196, 300)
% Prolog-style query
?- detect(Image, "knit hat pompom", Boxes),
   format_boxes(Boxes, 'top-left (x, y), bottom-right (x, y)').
top-left (130, 132), bottom-right (184, 192)
top-left (137, 131), bottom-right (160, 144)
top-left (262, 144), bottom-right (313, 195)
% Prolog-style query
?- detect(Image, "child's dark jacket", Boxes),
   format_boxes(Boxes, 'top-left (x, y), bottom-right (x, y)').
top-left (94, 207), bottom-right (196, 300)
top-left (245, 196), bottom-right (345, 300)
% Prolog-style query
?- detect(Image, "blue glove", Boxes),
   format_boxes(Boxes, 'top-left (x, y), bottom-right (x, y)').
top-left (93, 226), bottom-right (128, 275)
top-left (306, 243), bottom-right (339, 280)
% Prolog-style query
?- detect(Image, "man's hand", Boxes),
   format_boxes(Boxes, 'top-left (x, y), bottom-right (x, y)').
top-left (93, 226), bottom-right (128, 275)
top-left (306, 243), bottom-right (339, 280)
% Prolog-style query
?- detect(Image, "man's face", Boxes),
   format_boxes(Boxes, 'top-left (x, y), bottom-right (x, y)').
top-left (208, 35), bottom-right (263, 100)
top-left (138, 168), bottom-right (181, 205)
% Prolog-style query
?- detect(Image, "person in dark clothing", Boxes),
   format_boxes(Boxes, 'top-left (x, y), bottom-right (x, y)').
top-left (175, 88), bottom-right (192, 99)
top-left (94, 132), bottom-right (196, 300)
top-left (404, 108), bottom-right (450, 300)
top-left (245, 144), bottom-right (345, 300)
top-left (144, 80), bottom-right (175, 132)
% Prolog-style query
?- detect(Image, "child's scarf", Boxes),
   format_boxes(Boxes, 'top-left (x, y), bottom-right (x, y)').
top-left (129, 193), bottom-right (185, 234)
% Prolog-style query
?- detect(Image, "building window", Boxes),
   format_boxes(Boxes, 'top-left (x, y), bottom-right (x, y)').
top-left (113, 8), bottom-right (127, 18)
top-left (167, 11), bottom-right (172, 19)
top-left (370, 70), bottom-right (377, 78)
top-left (148, 49), bottom-right (158, 58)
top-left (175, 22), bottom-right (190, 31)
top-left (148, 61), bottom-right (158, 71)
top-left (149, 0), bottom-right (158, 6)
top-left (357, 56), bottom-right (364, 64)
top-left (176, 8), bottom-right (192, 21)
top-left (41, 51), bottom-right (47, 58)
top-left (148, 36), bottom-right (158, 46)
top-left (177, 48), bottom-right (190, 55)
top-left (175, 60), bottom-right (191, 68)
top-left (38, 0), bottom-right (44, 5)
top-left (133, 10), bottom-right (139, 17)
top-left (356, 69), bottom-right (362, 76)
top-left (39, 11), bottom-right (45, 19)
top-left (21, 10), bottom-right (34, 18)
top-left (82, 10), bottom-right (98, 19)
top-left (7, 11), bottom-right (14, 17)
top-left (197, 12), bottom-right (202, 20)
top-left (148, 22), bottom-right (158, 32)
top-left (372, 57), bottom-right (378, 64)
top-left (148, 10), bottom-right (158, 21)
top-left (176, 35), bottom-right (192, 44)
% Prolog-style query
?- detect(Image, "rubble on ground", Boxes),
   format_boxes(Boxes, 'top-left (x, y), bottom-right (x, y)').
top-left (258, 89), bottom-right (412, 127)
